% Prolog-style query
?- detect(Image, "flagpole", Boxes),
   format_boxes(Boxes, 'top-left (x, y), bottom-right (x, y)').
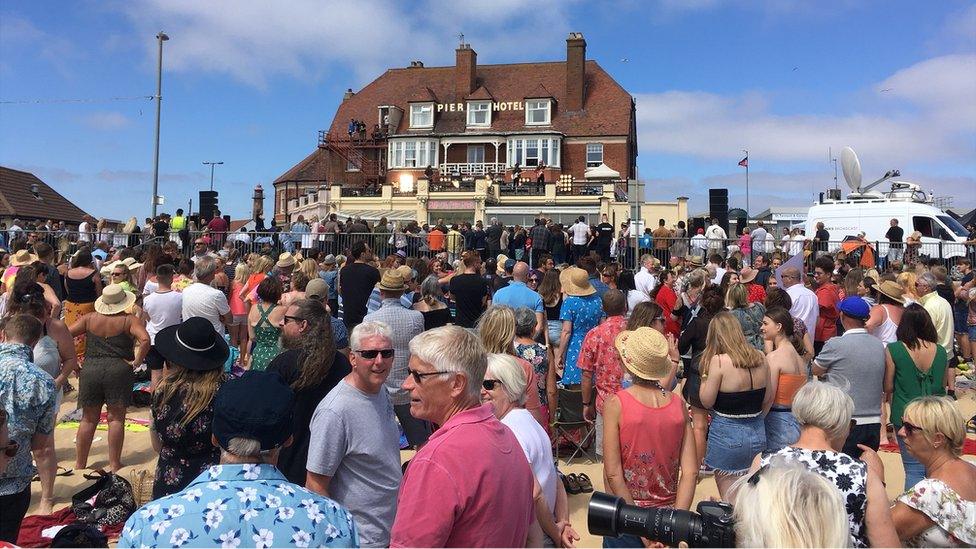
top-left (743, 148), bottom-right (749, 220)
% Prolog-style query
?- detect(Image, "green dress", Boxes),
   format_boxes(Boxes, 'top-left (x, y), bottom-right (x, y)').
top-left (250, 304), bottom-right (281, 371)
top-left (888, 341), bottom-right (946, 427)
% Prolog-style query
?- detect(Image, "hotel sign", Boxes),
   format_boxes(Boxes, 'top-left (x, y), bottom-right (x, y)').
top-left (429, 199), bottom-right (476, 210)
top-left (436, 101), bottom-right (524, 112)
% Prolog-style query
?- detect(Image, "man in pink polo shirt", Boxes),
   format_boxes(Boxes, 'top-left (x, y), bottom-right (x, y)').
top-left (390, 326), bottom-right (534, 548)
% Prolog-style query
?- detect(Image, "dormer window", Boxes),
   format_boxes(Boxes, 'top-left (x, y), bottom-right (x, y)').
top-left (409, 103), bottom-right (434, 128)
top-left (467, 101), bottom-right (491, 127)
top-left (525, 99), bottom-right (551, 125)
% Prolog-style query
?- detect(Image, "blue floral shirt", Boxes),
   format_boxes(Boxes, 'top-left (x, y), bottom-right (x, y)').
top-left (0, 343), bottom-right (57, 496)
top-left (120, 464), bottom-right (359, 548)
top-left (559, 294), bottom-right (604, 385)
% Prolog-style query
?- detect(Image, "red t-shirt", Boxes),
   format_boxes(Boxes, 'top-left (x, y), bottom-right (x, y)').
top-left (390, 404), bottom-right (534, 547)
top-left (815, 282), bottom-right (840, 342)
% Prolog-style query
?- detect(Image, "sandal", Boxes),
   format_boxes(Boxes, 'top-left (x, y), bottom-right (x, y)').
top-left (576, 472), bottom-right (594, 493)
top-left (32, 466), bottom-right (73, 482)
top-left (562, 473), bottom-right (582, 495)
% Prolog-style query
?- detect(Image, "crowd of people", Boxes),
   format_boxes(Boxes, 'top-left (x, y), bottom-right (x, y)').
top-left (0, 210), bottom-right (974, 547)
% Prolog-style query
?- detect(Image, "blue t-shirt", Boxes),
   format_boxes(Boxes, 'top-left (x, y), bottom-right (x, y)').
top-left (491, 281), bottom-right (544, 313)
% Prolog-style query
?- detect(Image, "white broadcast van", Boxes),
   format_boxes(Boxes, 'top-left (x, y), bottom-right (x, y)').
top-left (805, 148), bottom-right (970, 258)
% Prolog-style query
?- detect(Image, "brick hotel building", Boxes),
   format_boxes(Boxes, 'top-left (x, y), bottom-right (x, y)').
top-left (273, 33), bottom-right (687, 226)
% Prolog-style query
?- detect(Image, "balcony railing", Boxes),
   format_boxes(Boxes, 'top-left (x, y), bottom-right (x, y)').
top-left (498, 179), bottom-right (546, 196)
top-left (439, 162), bottom-right (506, 177)
top-left (556, 183), bottom-right (604, 196)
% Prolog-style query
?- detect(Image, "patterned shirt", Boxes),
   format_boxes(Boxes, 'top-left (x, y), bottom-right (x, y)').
top-left (0, 343), bottom-right (57, 496)
top-left (577, 316), bottom-right (628, 414)
top-left (363, 299), bottom-right (425, 406)
top-left (119, 464), bottom-right (358, 548)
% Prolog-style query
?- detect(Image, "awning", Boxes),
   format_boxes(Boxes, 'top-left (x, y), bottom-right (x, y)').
top-left (334, 209), bottom-right (416, 222)
top-left (584, 163), bottom-right (620, 179)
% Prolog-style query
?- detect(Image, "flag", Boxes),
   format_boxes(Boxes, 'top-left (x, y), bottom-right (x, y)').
top-left (738, 156), bottom-right (749, 167)
top-left (775, 249), bottom-right (804, 288)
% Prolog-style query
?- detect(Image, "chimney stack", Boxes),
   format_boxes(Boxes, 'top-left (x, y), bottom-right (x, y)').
top-left (455, 43), bottom-right (477, 99)
top-left (565, 32), bottom-right (586, 111)
top-left (342, 88), bottom-right (355, 100)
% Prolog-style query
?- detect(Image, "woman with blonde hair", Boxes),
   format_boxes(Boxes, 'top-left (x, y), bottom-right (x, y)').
top-left (698, 311), bottom-right (772, 499)
top-left (228, 262), bottom-right (251, 348)
top-left (149, 318), bottom-right (228, 498)
top-left (888, 396), bottom-right (975, 546)
top-left (898, 270), bottom-right (920, 303)
top-left (477, 305), bottom-right (545, 427)
top-left (730, 465), bottom-right (851, 548)
top-left (298, 258), bottom-right (318, 280)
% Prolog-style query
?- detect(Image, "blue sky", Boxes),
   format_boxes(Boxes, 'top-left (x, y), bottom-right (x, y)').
top-left (1, 0), bottom-right (974, 221)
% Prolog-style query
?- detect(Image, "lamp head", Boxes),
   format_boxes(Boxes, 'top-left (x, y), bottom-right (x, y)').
top-left (157, 32), bottom-right (169, 41)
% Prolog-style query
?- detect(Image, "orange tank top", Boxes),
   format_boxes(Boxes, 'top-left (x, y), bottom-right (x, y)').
top-left (774, 372), bottom-right (806, 407)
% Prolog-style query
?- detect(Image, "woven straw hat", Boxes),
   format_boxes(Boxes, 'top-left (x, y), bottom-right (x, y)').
top-left (276, 252), bottom-right (295, 268)
top-left (378, 270), bottom-right (406, 292)
top-left (615, 327), bottom-right (672, 381)
top-left (739, 266), bottom-right (758, 284)
top-left (559, 266), bottom-right (595, 297)
top-left (876, 280), bottom-right (905, 304)
top-left (95, 284), bottom-right (136, 315)
top-left (10, 249), bottom-right (37, 266)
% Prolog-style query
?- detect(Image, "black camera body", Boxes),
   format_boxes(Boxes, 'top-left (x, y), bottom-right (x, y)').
top-left (588, 492), bottom-right (735, 548)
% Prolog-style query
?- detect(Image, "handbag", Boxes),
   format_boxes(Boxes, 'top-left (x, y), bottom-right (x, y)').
top-left (71, 469), bottom-right (137, 527)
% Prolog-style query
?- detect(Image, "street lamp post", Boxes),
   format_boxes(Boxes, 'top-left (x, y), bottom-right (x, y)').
top-left (150, 31), bottom-right (169, 218)
top-left (203, 161), bottom-right (224, 191)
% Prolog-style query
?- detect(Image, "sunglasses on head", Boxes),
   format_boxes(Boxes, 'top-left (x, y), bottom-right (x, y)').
top-left (482, 379), bottom-right (503, 391)
top-left (355, 348), bottom-right (394, 359)
top-left (1, 440), bottom-right (18, 458)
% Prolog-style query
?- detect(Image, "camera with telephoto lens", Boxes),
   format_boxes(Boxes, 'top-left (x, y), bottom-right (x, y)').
top-left (588, 492), bottom-right (735, 548)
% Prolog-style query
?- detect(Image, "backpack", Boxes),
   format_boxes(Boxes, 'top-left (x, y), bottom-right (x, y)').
top-left (71, 470), bottom-right (136, 527)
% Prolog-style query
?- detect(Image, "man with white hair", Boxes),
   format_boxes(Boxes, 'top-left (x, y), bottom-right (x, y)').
top-left (916, 271), bottom-right (956, 396)
top-left (307, 322), bottom-right (402, 548)
top-left (782, 266), bottom-right (818, 335)
top-left (486, 217), bottom-right (503, 260)
top-left (634, 254), bottom-right (658, 298)
top-left (181, 255), bottom-right (231, 334)
top-left (120, 372), bottom-right (358, 548)
top-left (390, 326), bottom-right (534, 547)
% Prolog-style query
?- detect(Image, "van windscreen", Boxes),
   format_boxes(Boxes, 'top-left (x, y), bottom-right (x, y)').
top-left (937, 216), bottom-right (968, 238)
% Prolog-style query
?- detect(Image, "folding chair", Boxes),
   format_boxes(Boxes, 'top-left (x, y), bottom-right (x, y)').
top-left (551, 385), bottom-right (597, 464)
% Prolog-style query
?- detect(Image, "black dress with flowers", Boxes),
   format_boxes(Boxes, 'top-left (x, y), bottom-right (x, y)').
top-left (151, 386), bottom-right (222, 499)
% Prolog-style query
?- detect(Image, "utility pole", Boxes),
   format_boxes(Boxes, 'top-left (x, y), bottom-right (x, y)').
top-left (150, 31), bottom-right (169, 218)
top-left (203, 161), bottom-right (224, 191)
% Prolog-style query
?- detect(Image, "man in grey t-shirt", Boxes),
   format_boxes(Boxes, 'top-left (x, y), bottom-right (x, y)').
top-left (812, 296), bottom-right (885, 459)
top-left (306, 322), bottom-right (402, 547)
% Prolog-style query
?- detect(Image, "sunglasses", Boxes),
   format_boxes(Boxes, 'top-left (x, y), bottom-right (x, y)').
top-left (408, 368), bottom-right (445, 384)
top-left (482, 379), bottom-right (503, 391)
top-left (282, 315), bottom-right (306, 325)
top-left (902, 420), bottom-right (923, 436)
top-left (112, 272), bottom-right (125, 277)
top-left (355, 348), bottom-right (394, 359)
top-left (1, 440), bottom-right (18, 458)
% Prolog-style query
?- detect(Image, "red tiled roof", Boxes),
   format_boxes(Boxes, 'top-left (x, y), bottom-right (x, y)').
top-left (273, 148), bottom-right (330, 184)
top-left (467, 84), bottom-right (495, 101)
top-left (328, 59), bottom-right (632, 137)
top-left (0, 166), bottom-right (90, 224)
top-left (526, 82), bottom-right (555, 99)
top-left (406, 86), bottom-right (439, 103)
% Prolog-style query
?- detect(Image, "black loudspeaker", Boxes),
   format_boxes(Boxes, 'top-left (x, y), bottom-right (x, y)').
top-left (199, 191), bottom-right (218, 221)
top-left (708, 188), bottom-right (729, 232)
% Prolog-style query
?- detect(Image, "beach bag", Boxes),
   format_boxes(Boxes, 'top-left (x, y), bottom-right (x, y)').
top-left (71, 470), bottom-right (136, 527)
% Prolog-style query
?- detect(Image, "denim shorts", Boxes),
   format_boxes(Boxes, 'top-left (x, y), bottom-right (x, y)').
top-left (969, 325), bottom-right (976, 342)
top-left (765, 409), bottom-right (800, 453)
top-left (547, 320), bottom-right (562, 347)
top-left (704, 414), bottom-right (766, 474)
top-left (953, 305), bottom-right (968, 334)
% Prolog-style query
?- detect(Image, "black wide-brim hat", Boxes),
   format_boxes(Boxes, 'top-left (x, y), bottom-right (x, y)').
top-left (155, 317), bottom-right (230, 371)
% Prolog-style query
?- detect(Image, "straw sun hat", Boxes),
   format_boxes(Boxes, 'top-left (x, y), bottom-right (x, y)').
top-left (276, 252), bottom-right (296, 268)
top-left (559, 266), bottom-right (595, 297)
top-left (615, 327), bottom-right (672, 381)
top-left (94, 284), bottom-right (136, 315)
top-left (10, 249), bottom-right (37, 266)
top-left (875, 280), bottom-right (906, 304)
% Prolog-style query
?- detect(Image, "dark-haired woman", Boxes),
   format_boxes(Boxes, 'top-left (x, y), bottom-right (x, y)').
top-left (63, 247), bottom-right (102, 358)
top-left (650, 270), bottom-right (680, 340)
top-left (762, 307), bottom-right (807, 452)
top-left (150, 318), bottom-right (227, 498)
top-left (246, 276), bottom-right (284, 371)
top-left (884, 303), bottom-right (948, 490)
top-left (678, 286), bottom-right (724, 468)
top-left (268, 299), bottom-right (351, 485)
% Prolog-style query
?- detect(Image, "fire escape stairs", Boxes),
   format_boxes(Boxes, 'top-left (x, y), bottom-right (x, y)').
top-left (318, 130), bottom-right (384, 183)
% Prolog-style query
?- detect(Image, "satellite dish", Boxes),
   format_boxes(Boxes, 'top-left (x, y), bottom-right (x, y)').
top-left (841, 147), bottom-right (862, 192)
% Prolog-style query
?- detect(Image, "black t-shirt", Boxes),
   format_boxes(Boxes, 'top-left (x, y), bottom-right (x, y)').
top-left (597, 223), bottom-right (614, 247)
top-left (886, 225), bottom-right (905, 248)
top-left (486, 225), bottom-right (503, 250)
top-left (268, 349), bottom-right (351, 486)
top-left (339, 262), bottom-right (380, 328)
top-left (153, 221), bottom-right (169, 237)
top-left (449, 273), bottom-right (489, 328)
top-left (815, 229), bottom-right (830, 251)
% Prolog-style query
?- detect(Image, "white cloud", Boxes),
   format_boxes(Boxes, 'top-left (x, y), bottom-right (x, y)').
top-left (81, 111), bottom-right (132, 131)
top-left (634, 53), bottom-right (976, 167)
top-left (119, 0), bottom-right (575, 89)
top-left (0, 14), bottom-right (80, 77)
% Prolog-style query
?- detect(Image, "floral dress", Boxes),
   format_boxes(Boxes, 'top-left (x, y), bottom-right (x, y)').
top-left (760, 447), bottom-right (868, 547)
top-left (897, 476), bottom-right (976, 547)
top-left (151, 384), bottom-right (222, 499)
top-left (559, 294), bottom-right (603, 385)
top-left (515, 342), bottom-right (548, 408)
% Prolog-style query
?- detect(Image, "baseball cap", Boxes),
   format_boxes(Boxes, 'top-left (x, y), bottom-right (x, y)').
top-left (504, 258), bottom-right (516, 272)
top-left (322, 254), bottom-right (337, 265)
top-left (213, 371), bottom-right (295, 451)
top-left (305, 278), bottom-right (329, 300)
top-left (838, 296), bottom-right (870, 320)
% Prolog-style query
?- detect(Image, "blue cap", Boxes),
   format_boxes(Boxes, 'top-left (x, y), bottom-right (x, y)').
top-left (213, 371), bottom-right (294, 451)
top-left (838, 296), bottom-right (870, 320)
top-left (504, 258), bottom-right (516, 271)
